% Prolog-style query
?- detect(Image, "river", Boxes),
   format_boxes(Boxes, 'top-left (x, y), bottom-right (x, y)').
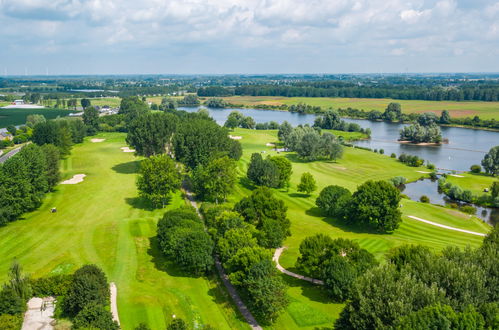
top-left (179, 106), bottom-right (499, 172)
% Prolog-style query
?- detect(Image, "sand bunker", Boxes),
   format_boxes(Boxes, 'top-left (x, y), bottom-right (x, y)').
top-left (449, 174), bottom-right (464, 178)
top-left (91, 138), bottom-right (105, 143)
top-left (266, 143), bottom-right (275, 147)
top-left (229, 135), bottom-right (242, 140)
top-left (121, 147), bottom-right (135, 153)
top-left (61, 174), bottom-right (86, 185)
top-left (416, 171), bottom-right (431, 174)
top-left (22, 297), bottom-right (55, 330)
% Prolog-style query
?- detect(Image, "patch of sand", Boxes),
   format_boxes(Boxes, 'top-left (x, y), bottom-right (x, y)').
top-left (91, 138), bottom-right (105, 143)
top-left (332, 166), bottom-right (347, 170)
top-left (61, 174), bottom-right (86, 184)
top-left (266, 143), bottom-right (275, 147)
top-left (110, 283), bottom-right (120, 325)
top-left (416, 171), bottom-right (431, 173)
top-left (22, 297), bottom-right (55, 330)
top-left (449, 174), bottom-right (464, 177)
top-left (121, 147), bottom-right (135, 153)
top-left (229, 135), bottom-right (242, 140)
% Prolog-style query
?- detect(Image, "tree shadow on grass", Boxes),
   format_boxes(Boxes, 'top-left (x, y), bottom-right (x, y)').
top-left (147, 236), bottom-right (201, 279)
top-left (306, 207), bottom-right (384, 235)
top-left (125, 197), bottom-right (157, 211)
top-left (238, 177), bottom-right (257, 191)
top-left (112, 160), bottom-right (141, 174)
top-left (280, 273), bottom-right (332, 305)
top-left (289, 192), bottom-right (311, 198)
top-left (206, 277), bottom-right (248, 324)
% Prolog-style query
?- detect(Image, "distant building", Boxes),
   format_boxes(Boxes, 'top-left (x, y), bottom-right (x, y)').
top-left (13, 99), bottom-right (24, 105)
top-left (0, 132), bottom-right (13, 141)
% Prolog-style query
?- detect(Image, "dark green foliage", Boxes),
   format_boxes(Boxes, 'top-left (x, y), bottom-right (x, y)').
top-left (80, 98), bottom-right (91, 109)
top-left (204, 98), bottom-right (228, 108)
top-left (398, 153), bottom-right (424, 167)
top-left (471, 164), bottom-right (482, 173)
top-left (224, 111), bottom-right (255, 129)
top-left (192, 156), bottom-right (237, 203)
top-left (490, 181), bottom-right (499, 198)
top-left (167, 318), bottom-right (188, 330)
top-left (32, 120), bottom-right (73, 156)
top-left (296, 234), bottom-right (334, 275)
top-left (126, 112), bottom-right (179, 157)
top-left (479, 302), bottom-right (499, 329)
top-left (349, 180), bottom-right (402, 232)
top-left (174, 118), bottom-right (240, 169)
top-left (177, 94), bottom-right (200, 106)
top-left (157, 207), bottom-right (214, 275)
top-left (72, 304), bottom-right (119, 330)
top-left (63, 265), bottom-right (110, 317)
top-left (0, 314), bottom-right (23, 330)
top-left (30, 275), bottom-right (73, 297)
top-left (268, 156), bottom-right (293, 189)
top-left (17, 144), bottom-right (48, 210)
top-left (417, 112), bottom-right (439, 126)
top-left (119, 96), bottom-right (149, 124)
top-left (313, 110), bottom-right (364, 133)
top-left (82, 107), bottom-right (99, 134)
top-left (40, 144), bottom-right (61, 190)
top-left (399, 123), bottom-right (443, 143)
top-left (297, 172), bottom-right (316, 194)
top-left (482, 146), bottom-right (499, 176)
top-left (217, 227), bottom-right (258, 263)
top-left (0, 286), bottom-right (26, 315)
top-left (234, 187), bottom-right (290, 248)
top-left (134, 323), bottom-right (152, 330)
top-left (440, 110), bottom-right (451, 124)
top-left (284, 126), bottom-right (343, 161)
top-left (99, 114), bottom-right (126, 132)
top-left (246, 153), bottom-right (280, 188)
top-left (321, 255), bottom-right (357, 301)
top-left (225, 246), bottom-right (272, 285)
top-left (0, 262), bottom-right (32, 315)
top-left (0, 157), bottom-right (31, 224)
top-left (136, 155), bottom-right (181, 208)
top-left (315, 185), bottom-right (351, 217)
top-left (277, 121), bottom-right (293, 141)
top-left (420, 195), bottom-right (430, 203)
top-left (383, 102), bottom-right (402, 122)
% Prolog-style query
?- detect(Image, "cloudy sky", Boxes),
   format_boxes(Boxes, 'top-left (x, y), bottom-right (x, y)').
top-left (1, 0), bottom-right (498, 75)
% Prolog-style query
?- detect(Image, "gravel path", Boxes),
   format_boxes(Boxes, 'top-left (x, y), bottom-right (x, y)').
top-left (408, 215), bottom-right (486, 236)
top-left (184, 190), bottom-right (262, 330)
top-left (22, 297), bottom-right (55, 330)
top-left (110, 282), bottom-right (120, 325)
top-left (273, 247), bottom-right (324, 285)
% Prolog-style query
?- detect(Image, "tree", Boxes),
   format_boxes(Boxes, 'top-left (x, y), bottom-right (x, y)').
top-left (41, 144), bottom-right (61, 190)
top-left (348, 180), bottom-right (402, 232)
top-left (224, 111), bottom-right (243, 129)
top-left (268, 156), bottom-right (292, 189)
top-left (470, 164), bottom-right (482, 173)
top-left (82, 107), bottom-right (99, 134)
top-left (481, 146), bottom-right (499, 176)
top-left (119, 96), bottom-right (149, 124)
top-left (136, 155), bottom-right (181, 208)
top-left (320, 132), bottom-right (343, 161)
top-left (6, 125), bottom-right (17, 136)
top-left (383, 102), bottom-right (402, 122)
top-left (80, 98), bottom-right (91, 109)
top-left (17, 144), bottom-right (48, 210)
top-left (0, 156), bottom-right (31, 224)
top-left (315, 185), bottom-right (351, 217)
top-left (63, 265), bottom-right (110, 317)
top-left (193, 156), bottom-right (237, 203)
top-left (440, 110), bottom-right (451, 124)
top-left (126, 112), bottom-right (179, 157)
top-left (26, 114), bottom-right (46, 128)
top-left (225, 246), bottom-right (272, 285)
top-left (417, 112), bottom-right (439, 126)
top-left (278, 121), bottom-right (293, 141)
top-left (217, 228), bottom-right (258, 263)
top-left (234, 187), bottom-right (290, 248)
top-left (313, 110), bottom-right (341, 129)
top-left (167, 318), bottom-right (187, 330)
top-left (32, 121), bottom-right (73, 156)
top-left (73, 304), bottom-right (119, 330)
top-left (246, 153), bottom-right (280, 188)
top-left (321, 255), bottom-right (357, 301)
top-left (296, 234), bottom-right (334, 275)
top-left (491, 181), bottom-right (499, 198)
top-left (297, 172), bottom-right (316, 195)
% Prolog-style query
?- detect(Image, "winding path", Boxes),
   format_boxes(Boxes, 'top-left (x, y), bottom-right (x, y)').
top-left (184, 190), bottom-right (262, 330)
top-left (273, 247), bottom-right (324, 285)
top-left (407, 215), bottom-right (487, 237)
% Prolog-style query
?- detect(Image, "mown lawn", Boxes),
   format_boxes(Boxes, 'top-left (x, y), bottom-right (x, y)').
top-left (227, 128), bottom-right (491, 329)
top-left (221, 96), bottom-right (499, 120)
top-left (447, 172), bottom-right (498, 195)
top-left (0, 133), bottom-right (247, 330)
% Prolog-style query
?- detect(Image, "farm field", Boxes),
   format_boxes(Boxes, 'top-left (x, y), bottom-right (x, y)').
top-left (220, 96), bottom-right (499, 119)
top-left (447, 172), bottom-right (498, 195)
top-left (0, 133), bottom-right (246, 330)
top-left (0, 108), bottom-right (76, 128)
top-left (226, 128), bottom-right (491, 328)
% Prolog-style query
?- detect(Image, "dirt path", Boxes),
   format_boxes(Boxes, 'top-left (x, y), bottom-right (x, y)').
top-left (407, 215), bottom-right (486, 236)
top-left (110, 282), bottom-right (120, 325)
top-left (22, 297), bottom-right (55, 330)
top-left (184, 190), bottom-right (262, 330)
top-left (273, 247), bottom-right (324, 285)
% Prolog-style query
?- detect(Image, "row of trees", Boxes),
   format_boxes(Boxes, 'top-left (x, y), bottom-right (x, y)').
top-left (316, 180), bottom-right (402, 232)
top-left (0, 144), bottom-right (60, 225)
top-left (313, 110), bottom-right (370, 135)
top-left (224, 111), bottom-right (256, 129)
top-left (336, 228), bottom-right (499, 328)
top-left (280, 125), bottom-right (344, 161)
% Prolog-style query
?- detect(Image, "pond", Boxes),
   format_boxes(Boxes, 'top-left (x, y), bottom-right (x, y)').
top-left (180, 106), bottom-right (499, 172)
top-left (400, 178), bottom-right (498, 225)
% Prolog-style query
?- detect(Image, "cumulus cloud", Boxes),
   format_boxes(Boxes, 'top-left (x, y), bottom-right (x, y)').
top-left (0, 0), bottom-right (498, 73)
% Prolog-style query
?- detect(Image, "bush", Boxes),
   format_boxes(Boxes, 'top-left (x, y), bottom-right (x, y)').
top-left (0, 314), bottom-right (23, 330)
top-left (470, 164), bottom-right (482, 173)
top-left (167, 318), bottom-right (188, 330)
top-left (391, 153), bottom-right (396, 158)
top-left (427, 163), bottom-right (435, 170)
top-left (315, 185), bottom-right (352, 217)
top-left (420, 195), bottom-right (430, 203)
top-left (460, 205), bottom-right (476, 215)
top-left (72, 304), bottom-right (119, 330)
top-left (31, 275), bottom-right (73, 297)
top-left (389, 176), bottom-right (407, 187)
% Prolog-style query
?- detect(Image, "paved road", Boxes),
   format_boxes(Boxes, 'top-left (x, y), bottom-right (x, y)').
top-left (0, 145), bottom-right (22, 163)
top-left (273, 247), bottom-right (324, 285)
top-left (408, 215), bottom-right (487, 236)
top-left (184, 190), bottom-right (262, 330)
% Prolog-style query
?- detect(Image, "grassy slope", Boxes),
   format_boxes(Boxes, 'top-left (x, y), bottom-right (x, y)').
top-left (0, 133), bottom-right (247, 330)
top-left (447, 172), bottom-right (497, 195)
top-left (221, 96), bottom-right (499, 120)
top-left (228, 128), bottom-right (490, 329)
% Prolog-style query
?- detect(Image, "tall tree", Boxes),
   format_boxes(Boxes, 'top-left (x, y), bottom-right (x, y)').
top-left (41, 144), bottom-right (61, 190)
top-left (80, 98), bottom-right (91, 109)
top-left (17, 144), bottom-right (48, 210)
top-left (481, 146), bottom-right (499, 176)
top-left (119, 96), bottom-right (149, 124)
top-left (136, 155), bottom-right (181, 208)
top-left (297, 172), bottom-right (317, 194)
top-left (82, 107), bottom-right (99, 134)
top-left (193, 156), bottom-right (237, 203)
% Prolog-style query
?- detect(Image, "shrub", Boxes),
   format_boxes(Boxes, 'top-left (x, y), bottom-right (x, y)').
top-left (379, 149), bottom-right (384, 154)
top-left (167, 318), bottom-right (188, 330)
top-left (0, 314), bottom-right (23, 330)
top-left (427, 163), bottom-right (435, 170)
top-left (391, 153), bottom-right (396, 158)
top-left (72, 304), bottom-right (119, 330)
top-left (420, 195), bottom-right (430, 203)
top-left (470, 164), bottom-right (482, 173)
top-left (31, 275), bottom-right (73, 297)
top-left (460, 205), bottom-right (476, 215)
top-left (389, 176), bottom-right (407, 187)
top-left (315, 185), bottom-right (352, 217)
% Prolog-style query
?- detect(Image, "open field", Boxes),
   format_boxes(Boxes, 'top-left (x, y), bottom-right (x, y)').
top-left (227, 128), bottom-right (491, 328)
top-left (447, 172), bottom-right (498, 195)
top-left (0, 108), bottom-right (76, 128)
top-left (0, 133), bottom-right (247, 330)
top-left (221, 96), bottom-right (499, 120)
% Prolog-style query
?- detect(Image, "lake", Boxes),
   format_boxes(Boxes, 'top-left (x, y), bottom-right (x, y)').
top-left (179, 106), bottom-right (499, 172)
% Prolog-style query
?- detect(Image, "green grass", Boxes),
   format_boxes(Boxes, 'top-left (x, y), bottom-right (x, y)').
top-left (0, 108), bottom-right (76, 128)
top-left (228, 128), bottom-right (491, 329)
top-left (221, 96), bottom-right (499, 120)
top-left (0, 133), bottom-right (247, 330)
top-left (446, 172), bottom-right (498, 195)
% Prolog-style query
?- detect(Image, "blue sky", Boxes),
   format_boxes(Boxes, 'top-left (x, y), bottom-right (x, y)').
top-left (1, 0), bottom-right (498, 75)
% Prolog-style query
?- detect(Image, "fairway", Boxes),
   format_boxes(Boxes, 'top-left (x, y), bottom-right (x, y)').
top-left (0, 133), bottom-right (247, 330)
top-left (227, 128), bottom-right (491, 328)
top-left (0, 108), bottom-right (76, 128)
top-left (221, 96), bottom-right (499, 120)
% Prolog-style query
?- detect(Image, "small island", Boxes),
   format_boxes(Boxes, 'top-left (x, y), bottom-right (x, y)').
top-left (399, 123), bottom-right (443, 144)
